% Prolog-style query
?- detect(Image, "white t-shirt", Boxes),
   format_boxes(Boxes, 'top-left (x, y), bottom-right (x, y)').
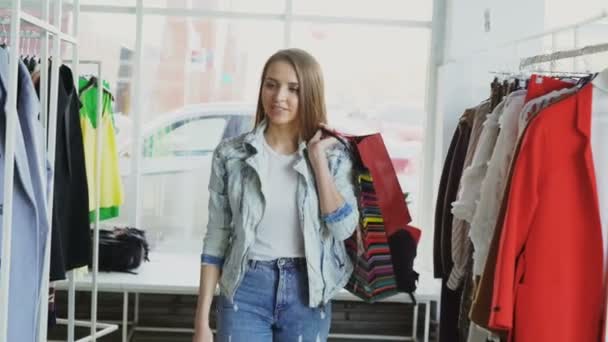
top-left (248, 136), bottom-right (305, 260)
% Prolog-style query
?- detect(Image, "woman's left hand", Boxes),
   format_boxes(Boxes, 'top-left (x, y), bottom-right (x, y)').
top-left (307, 123), bottom-right (339, 171)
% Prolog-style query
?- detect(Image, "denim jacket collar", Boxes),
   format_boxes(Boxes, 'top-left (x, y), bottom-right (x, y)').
top-left (243, 119), bottom-right (311, 181)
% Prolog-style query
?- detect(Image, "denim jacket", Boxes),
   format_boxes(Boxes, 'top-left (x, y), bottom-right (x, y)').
top-left (201, 120), bottom-right (359, 307)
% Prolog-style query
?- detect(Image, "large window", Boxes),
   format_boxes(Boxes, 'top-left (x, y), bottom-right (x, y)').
top-left (140, 16), bottom-right (283, 119)
top-left (292, 23), bottom-right (430, 218)
top-left (293, 0), bottom-right (433, 21)
top-left (145, 117), bottom-right (227, 157)
top-left (72, 1), bottom-right (435, 272)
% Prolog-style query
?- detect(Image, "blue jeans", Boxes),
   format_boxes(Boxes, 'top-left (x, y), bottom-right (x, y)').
top-left (216, 258), bottom-right (332, 342)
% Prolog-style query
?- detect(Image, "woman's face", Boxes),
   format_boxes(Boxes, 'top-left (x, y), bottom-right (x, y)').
top-left (261, 60), bottom-right (300, 128)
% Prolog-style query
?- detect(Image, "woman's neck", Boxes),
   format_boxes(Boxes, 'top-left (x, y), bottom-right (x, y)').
top-left (264, 122), bottom-right (300, 155)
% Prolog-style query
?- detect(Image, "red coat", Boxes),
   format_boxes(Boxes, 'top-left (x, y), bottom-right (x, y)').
top-left (490, 84), bottom-right (605, 341)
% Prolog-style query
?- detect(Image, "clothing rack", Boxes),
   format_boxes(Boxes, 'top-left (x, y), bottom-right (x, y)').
top-left (0, 30), bottom-right (41, 38)
top-left (57, 59), bottom-right (118, 342)
top-left (0, 1), bottom-right (70, 341)
top-left (520, 42), bottom-right (608, 69)
top-left (1, 1), bottom-right (116, 342)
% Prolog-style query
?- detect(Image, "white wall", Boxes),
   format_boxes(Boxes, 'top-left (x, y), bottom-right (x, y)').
top-left (437, 0), bottom-right (546, 160)
top-left (446, 0), bottom-right (545, 60)
top-left (544, 0), bottom-right (608, 30)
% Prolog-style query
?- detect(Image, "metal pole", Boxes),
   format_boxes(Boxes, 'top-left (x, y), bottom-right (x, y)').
top-left (38, 0), bottom-right (64, 339)
top-left (134, 293), bottom-right (140, 324)
top-left (129, 0), bottom-right (144, 229)
top-left (68, 2), bottom-right (80, 341)
top-left (424, 301), bottom-right (431, 342)
top-left (39, 0), bottom-right (50, 146)
top-left (72, 0), bottom-right (80, 90)
top-left (122, 292), bottom-right (129, 342)
top-left (0, 0), bottom-right (22, 340)
top-left (412, 303), bottom-right (419, 341)
top-left (67, 271), bottom-right (77, 342)
top-left (91, 64), bottom-right (103, 341)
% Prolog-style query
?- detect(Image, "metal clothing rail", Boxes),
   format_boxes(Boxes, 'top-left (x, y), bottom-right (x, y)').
top-left (0, 13), bottom-right (78, 44)
top-left (520, 42), bottom-right (608, 69)
top-left (61, 59), bottom-right (118, 342)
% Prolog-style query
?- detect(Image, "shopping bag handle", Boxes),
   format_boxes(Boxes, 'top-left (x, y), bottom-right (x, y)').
top-left (320, 126), bottom-right (352, 151)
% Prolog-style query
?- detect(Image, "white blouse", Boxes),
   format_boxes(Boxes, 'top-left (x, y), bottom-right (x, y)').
top-left (452, 99), bottom-right (504, 223)
top-left (468, 90), bottom-right (526, 276)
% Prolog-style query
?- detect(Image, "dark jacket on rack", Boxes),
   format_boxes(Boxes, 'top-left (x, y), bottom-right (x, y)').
top-left (433, 107), bottom-right (475, 342)
top-left (47, 65), bottom-right (91, 281)
top-left (434, 108), bottom-right (475, 279)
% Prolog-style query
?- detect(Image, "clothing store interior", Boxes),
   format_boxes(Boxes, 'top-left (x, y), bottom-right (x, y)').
top-left (0, 0), bottom-right (607, 341)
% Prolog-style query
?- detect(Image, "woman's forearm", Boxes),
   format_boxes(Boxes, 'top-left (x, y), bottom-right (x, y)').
top-left (194, 264), bottom-right (221, 327)
top-left (313, 160), bottom-right (345, 215)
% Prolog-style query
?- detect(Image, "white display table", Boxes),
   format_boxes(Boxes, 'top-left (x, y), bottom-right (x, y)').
top-left (56, 252), bottom-right (440, 342)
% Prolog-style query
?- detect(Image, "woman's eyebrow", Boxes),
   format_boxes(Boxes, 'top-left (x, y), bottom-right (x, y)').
top-left (265, 77), bottom-right (299, 86)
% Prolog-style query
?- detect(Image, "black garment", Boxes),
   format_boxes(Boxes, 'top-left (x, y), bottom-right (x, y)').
top-left (440, 280), bottom-right (464, 342)
top-left (434, 110), bottom-right (474, 342)
top-left (433, 111), bottom-right (474, 279)
top-left (47, 65), bottom-right (91, 281)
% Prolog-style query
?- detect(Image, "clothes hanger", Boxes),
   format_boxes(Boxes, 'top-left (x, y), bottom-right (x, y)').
top-left (25, 33), bottom-right (36, 72)
top-left (501, 79), bottom-right (509, 100)
top-left (0, 21), bottom-right (7, 49)
top-left (28, 56), bottom-right (37, 73)
top-left (79, 75), bottom-right (98, 94)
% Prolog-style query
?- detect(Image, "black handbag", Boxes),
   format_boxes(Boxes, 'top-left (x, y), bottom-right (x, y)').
top-left (95, 227), bottom-right (150, 273)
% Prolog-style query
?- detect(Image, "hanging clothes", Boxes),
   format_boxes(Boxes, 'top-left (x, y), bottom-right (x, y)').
top-left (434, 107), bottom-right (474, 342)
top-left (433, 107), bottom-right (474, 279)
top-left (0, 48), bottom-right (50, 342)
top-left (470, 78), bottom-right (577, 332)
top-left (436, 72), bottom-right (608, 342)
top-left (434, 102), bottom-right (490, 342)
top-left (78, 77), bottom-right (123, 222)
top-left (450, 99), bottom-right (505, 342)
top-left (44, 65), bottom-right (91, 281)
top-left (448, 101), bottom-right (492, 291)
top-left (468, 91), bottom-right (526, 278)
top-left (451, 102), bottom-right (490, 341)
top-left (489, 82), bottom-right (605, 342)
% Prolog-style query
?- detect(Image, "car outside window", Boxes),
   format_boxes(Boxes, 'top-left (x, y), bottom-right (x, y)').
top-left (145, 117), bottom-right (227, 157)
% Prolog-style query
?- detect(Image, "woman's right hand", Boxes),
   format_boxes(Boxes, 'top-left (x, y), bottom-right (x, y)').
top-left (194, 264), bottom-right (222, 342)
top-left (193, 324), bottom-right (214, 342)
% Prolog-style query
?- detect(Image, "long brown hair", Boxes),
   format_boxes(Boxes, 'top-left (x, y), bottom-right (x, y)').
top-left (254, 49), bottom-right (327, 142)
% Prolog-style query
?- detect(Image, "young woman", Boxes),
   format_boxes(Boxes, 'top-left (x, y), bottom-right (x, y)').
top-left (193, 48), bottom-right (359, 342)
